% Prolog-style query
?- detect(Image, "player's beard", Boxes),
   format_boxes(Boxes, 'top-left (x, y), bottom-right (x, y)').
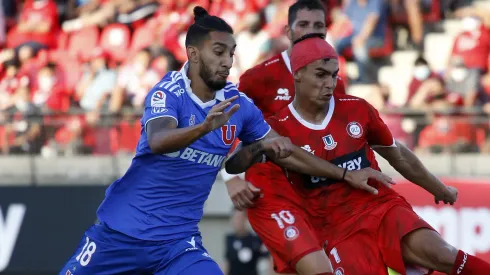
top-left (199, 58), bottom-right (227, 91)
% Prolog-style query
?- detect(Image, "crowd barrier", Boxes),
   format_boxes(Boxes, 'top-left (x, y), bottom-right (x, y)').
top-left (0, 178), bottom-right (488, 273)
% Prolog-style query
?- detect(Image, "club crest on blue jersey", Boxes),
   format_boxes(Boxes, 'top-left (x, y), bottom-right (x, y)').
top-left (322, 134), bottom-right (337, 150)
top-left (221, 125), bottom-right (237, 145)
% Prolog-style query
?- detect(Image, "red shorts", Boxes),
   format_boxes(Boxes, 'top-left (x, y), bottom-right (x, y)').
top-left (247, 200), bottom-right (324, 274)
top-left (323, 201), bottom-right (435, 275)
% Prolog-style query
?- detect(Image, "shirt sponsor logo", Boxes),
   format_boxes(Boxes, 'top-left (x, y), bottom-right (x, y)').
top-left (275, 88), bottom-right (291, 101)
top-left (165, 148), bottom-right (226, 168)
top-left (301, 145), bottom-right (315, 154)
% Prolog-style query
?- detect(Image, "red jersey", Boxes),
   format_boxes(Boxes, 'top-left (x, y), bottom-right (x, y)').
top-left (266, 95), bottom-right (399, 224)
top-left (238, 51), bottom-right (346, 118)
top-left (451, 26), bottom-right (490, 71)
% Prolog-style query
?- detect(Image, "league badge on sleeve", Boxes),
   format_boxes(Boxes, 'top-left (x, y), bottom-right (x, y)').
top-left (346, 122), bottom-right (363, 138)
top-left (151, 91), bottom-right (166, 107)
top-left (151, 90), bottom-right (168, 114)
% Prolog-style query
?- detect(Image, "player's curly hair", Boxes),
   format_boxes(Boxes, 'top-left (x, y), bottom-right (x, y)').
top-left (288, 0), bottom-right (326, 27)
top-left (185, 6), bottom-right (234, 48)
top-left (292, 32), bottom-right (326, 45)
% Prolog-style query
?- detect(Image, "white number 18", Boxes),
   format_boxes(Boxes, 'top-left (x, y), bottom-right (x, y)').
top-left (76, 236), bottom-right (97, 266)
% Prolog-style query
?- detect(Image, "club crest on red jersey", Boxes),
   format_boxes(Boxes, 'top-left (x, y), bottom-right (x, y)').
top-left (334, 267), bottom-right (345, 275)
top-left (322, 134), bottom-right (337, 150)
top-left (284, 226), bottom-right (299, 241)
top-left (346, 122), bottom-right (363, 138)
top-left (221, 125), bottom-right (237, 145)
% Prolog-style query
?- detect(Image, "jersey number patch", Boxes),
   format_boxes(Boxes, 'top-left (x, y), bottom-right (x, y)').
top-left (76, 236), bottom-right (97, 266)
top-left (221, 125), bottom-right (237, 145)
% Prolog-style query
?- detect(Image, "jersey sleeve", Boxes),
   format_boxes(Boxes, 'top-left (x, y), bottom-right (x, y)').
top-left (142, 86), bottom-right (180, 131)
top-left (237, 67), bottom-right (262, 103)
top-left (365, 101), bottom-right (396, 147)
top-left (237, 93), bottom-right (271, 144)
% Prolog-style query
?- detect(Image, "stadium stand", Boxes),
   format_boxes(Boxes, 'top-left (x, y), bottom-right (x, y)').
top-left (0, 0), bottom-right (489, 157)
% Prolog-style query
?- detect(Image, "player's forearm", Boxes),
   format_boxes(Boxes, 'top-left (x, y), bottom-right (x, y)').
top-left (148, 124), bottom-right (209, 154)
top-left (272, 146), bottom-right (345, 179)
top-left (224, 141), bottom-right (265, 174)
top-left (389, 142), bottom-right (447, 196)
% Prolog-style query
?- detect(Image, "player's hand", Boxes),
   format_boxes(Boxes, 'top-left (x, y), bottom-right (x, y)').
top-left (201, 95), bottom-right (240, 132)
top-left (261, 137), bottom-right (293, 159)
top-left (225, 176), bottom-right (261, 211)
top-left (435, 186), bottom-right (458, 205)
top-left (344, 168), bottom-right (395, 195)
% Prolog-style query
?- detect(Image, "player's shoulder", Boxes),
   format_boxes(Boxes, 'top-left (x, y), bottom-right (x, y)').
top-left (335, 94), bottom-right (371, 108)
top-left (146, 71), bottom-right (186, 106)
top-left (334, 94), bottom-right (377, 118)
top-left (221, 81), bottom-right (256, 103)
top-left (240, 53), bottom-right (284, 79)
top-left (266, 104), bottom-right (291, 124)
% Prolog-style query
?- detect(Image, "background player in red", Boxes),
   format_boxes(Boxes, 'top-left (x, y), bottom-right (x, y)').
top-left (221, 0), bottom-right (345, 208)
top-left (226, 35), bottom-right (490, 275)
top-left (238, 0), bottom-right (345, 119)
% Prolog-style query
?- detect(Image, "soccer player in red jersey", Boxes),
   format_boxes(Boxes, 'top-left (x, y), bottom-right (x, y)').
top-left (221, 0), bottom-right (346, 204)
top-left (225, 35), bottom-right (490, 275)
top-left (237, 0), bottom-right (345, 119)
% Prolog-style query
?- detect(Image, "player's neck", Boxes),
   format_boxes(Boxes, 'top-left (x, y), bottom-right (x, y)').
top-left (188, 67), bottom-right (216, 102)
top-left (292, 99), bottom-right (330, 124)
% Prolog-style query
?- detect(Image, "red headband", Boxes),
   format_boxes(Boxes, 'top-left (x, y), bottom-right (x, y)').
top-left (290, 37), bottom-right (338, 73)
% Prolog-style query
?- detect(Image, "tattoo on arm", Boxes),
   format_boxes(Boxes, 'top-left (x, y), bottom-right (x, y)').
top-left (225, 141), bottom-right (265, 174)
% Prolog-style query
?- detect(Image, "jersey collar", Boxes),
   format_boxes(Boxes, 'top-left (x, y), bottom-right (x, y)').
top-left (180, 62), bottom-right (226, 108)
top-left (281, 50), bottom-right (292, 74)
top-left (288, 96), bottom-right (335, 130)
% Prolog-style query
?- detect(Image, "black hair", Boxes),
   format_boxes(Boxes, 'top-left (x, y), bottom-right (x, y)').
top-left (414, 56), bottom-right (428, 66)
top-left (293, 32), bottom-right (325, 45)
top-left (41, 62), bottom-right (57, 71)
top-left (185, 6), bottom-right (234, 48)
top-left (139, 47), bottom-right (153, 57)
top-left (3, 59), bottom-right (20, 69)
top-left (288, 0), bottom-right (326, 27)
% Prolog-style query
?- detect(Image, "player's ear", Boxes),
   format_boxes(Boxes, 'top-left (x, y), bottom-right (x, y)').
top-left (285, 25), bottom-right (293, 41)
top-left (187, 46), bottom-right (200, 64)
top-left (293, 70), bottom-right (302, 82)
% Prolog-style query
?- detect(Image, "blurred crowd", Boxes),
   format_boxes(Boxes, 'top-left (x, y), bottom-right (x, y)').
top-left (0, 0), bottom-right (489, 157)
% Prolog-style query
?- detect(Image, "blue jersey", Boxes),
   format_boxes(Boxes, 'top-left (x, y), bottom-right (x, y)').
top-left (97, 63), bottom-right (271, 241)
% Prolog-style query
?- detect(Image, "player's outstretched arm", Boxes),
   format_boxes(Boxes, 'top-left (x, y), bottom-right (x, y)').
top-left (225, 130), bottom-right (394, 194)
top-left (374, 140), bottom-right (458, 204)
top-left (147, 96), bottom-right (240, 154)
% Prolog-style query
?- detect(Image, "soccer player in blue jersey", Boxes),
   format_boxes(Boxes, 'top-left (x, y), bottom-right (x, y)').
top-left (60, 6), bottom-right (393, 275)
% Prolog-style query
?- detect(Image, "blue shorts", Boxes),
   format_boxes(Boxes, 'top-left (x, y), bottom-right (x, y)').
top-left (59, 223), bottom-right (223, 275)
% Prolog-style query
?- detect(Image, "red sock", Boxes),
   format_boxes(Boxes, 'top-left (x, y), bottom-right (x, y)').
top-left (451, 250), bottom-right (490, 275)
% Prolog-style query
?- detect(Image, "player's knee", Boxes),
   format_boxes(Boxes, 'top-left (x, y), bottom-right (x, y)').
top-left (295, 250), bottom-right (333, 275)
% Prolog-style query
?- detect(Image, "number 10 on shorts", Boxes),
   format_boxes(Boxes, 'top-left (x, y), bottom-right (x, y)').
top-left (76, 236), bottom-right (97, 266)
top-left (271, 210), bottom-right (295, 229)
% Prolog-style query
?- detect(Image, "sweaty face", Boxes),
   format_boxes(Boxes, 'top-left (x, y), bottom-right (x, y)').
top-left (198, 31), bottom-right (236, 91)
top-left (296, 58), bottom-right (339, 106)
top-left (288, 9), bottom-right (326, 43)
